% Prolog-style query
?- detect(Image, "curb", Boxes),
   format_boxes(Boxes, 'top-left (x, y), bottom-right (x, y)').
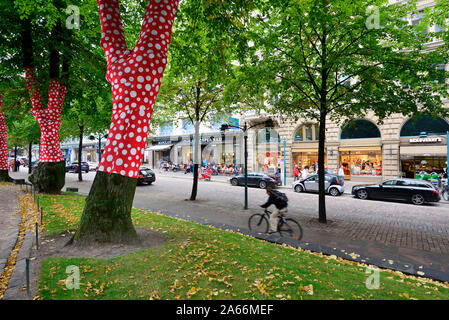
top-left (0, 214), bottom-right (21, 279)
top-left (2, 231), bottom-right (36, 300)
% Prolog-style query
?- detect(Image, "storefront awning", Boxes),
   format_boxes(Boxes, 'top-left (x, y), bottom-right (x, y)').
top-left (400, 145), bottom-right (446, 156)
top-left (147, 144), bottom-right (173, 151)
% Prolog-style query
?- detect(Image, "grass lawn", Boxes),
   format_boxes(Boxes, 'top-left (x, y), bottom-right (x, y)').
top-left (35, 193), bottom-right (449, 300)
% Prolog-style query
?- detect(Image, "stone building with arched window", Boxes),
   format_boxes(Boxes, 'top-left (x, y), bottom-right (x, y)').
top-left (244, 110), bottom-right (449, 182)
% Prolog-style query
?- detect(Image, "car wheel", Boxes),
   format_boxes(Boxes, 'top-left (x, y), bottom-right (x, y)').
top-left (85, 170), bottom-right (89, 173)
top-left (294, 184), bottom-right (303, 193)
top-left (231, 178), bottom-right (239, 186)
top-left (329, 187), bottom-right (340, 197)
top-left (356, 189), bottom-right (369, 200)
top-left (259, 181), bottom-right (267, 189)
top-left (411, 194), bottom-right (425, 205)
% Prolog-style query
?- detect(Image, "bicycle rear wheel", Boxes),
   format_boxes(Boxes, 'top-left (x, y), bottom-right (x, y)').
top-left (279, 218), bottom-right (303, 241)
top-left (248, 214), bottom-right (269, 234)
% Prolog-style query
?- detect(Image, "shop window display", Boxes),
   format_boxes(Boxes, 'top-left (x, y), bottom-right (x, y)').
top-left (340, 150), bottom-right (382, 178)
top-left (401, 156), bottom-right (446, 179)
top-left (292, 151), bottom-right (326, 172)
top-left (256, 151), bottom-right (281, 174)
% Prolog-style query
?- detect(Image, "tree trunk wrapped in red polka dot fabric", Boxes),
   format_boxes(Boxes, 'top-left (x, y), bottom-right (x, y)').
top-left (25, 67), bottom-right (66, 163)
top-left (0, 93), bottom-right (12, 182)
top-left (72, 0), bottom-right (179, 244)
top-left (97, 0), bottom-right (179, 179)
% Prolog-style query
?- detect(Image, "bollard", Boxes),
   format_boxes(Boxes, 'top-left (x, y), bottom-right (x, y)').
top-left (26, 258), bottom-right (30, 296)
top-left (35, 223), bottom-right (39, 250)
top-left (40, 208), bottom-right (43, 225)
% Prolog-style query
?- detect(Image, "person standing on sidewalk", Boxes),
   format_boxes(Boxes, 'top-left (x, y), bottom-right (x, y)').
top-left (293, 165), bottom-right (300, 181)
top-left (338, 165), bottom-right (345, 180)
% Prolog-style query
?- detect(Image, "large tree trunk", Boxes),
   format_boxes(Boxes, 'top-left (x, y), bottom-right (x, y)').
top-left (190, 120), bottom-right (200, 200)
top-left (28, 142), bottom-right (32, 174)
top-left (22, 18), bottom-right (67, 193)
top-left (78, 124), bottom-right (84, 182)
top-left (13, 146), bottom-right (18, 172)
top-left (0, 98), bottom-right (12, 182)
top-left (318, 111), bottom-right (327, 223)
top-left (73, 0), bottom-right (179, 244)
top-left (29, 161), bottom-right (66, 193)
top-left (72, 171), bottom-right (139, 244)
top-left (25, 70), bottom-right (67, 193)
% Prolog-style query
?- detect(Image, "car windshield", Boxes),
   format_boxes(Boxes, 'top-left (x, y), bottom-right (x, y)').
top-left (141, 170), bottom-right (152, 175)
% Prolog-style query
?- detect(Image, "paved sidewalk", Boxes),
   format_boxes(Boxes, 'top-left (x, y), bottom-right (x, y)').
top-left (0, 185), bottom-right (21, 280)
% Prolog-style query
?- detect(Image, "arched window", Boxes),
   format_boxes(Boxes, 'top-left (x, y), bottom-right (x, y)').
top-left (294, 124), bottom-right (319, 141)
top-left (400, 115), bottom-right (449, 137)
top-left (256, 128), bottom-right (280, 144)
top-left (340, 120), bottom-right (381, 140)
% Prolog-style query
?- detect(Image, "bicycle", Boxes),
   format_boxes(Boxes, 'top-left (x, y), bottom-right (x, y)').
top-left (442, 184), bottom-right (449, 201)
top-left (248, 209), bottom-right (303, 241)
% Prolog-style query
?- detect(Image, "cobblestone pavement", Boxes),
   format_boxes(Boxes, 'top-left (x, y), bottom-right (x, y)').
top-left (10, 167), bottom-right (449, 275)
top-left (0, 185), bottom-right (21, 279)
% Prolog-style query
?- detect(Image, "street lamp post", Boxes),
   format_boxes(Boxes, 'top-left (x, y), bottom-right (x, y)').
top-left (221, 118), bottom-right (274, 210)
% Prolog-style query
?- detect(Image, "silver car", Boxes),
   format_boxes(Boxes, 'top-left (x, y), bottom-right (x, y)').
top-left (292, 174), bottom-right (345, 196)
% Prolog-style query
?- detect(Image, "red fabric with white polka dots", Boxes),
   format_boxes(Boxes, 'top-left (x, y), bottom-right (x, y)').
top-left (25, 67), bottom-right (66, 163)
top-left (97, 0), bottom-right (179, 179)
top-left (0, 93), bottom-right (8, 171)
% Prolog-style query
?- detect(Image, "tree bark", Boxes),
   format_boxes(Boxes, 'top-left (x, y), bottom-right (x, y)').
top-left (78, 124), bottom-right (84, 182)
top-left (0, 170), bottom-right (12, 182)
top-left (14, 146), bottom-right (18, 172)
top-left (22, 18), bottom-right (67, 193)
top-left (72, 171), bottom-right (139, 244)
top-left (190, 120), bottom-right (200, 200)
top-left (318, 110), bottom-right (327, 223)
top-left (29, 161), bottom-right (66, 194)
top-left (28, 142), bottom-right (32, 174)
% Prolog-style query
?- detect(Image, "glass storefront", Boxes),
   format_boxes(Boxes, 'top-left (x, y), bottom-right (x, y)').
top-left (339, 147), bottom-right (382, 179)
top-left (292, 149), bottom-right (326, 172)
top-left (256, 151), bottom-right (281, 174)
top-left (181, 146), bottom-right (192, 164)
top-left (401, 156), bottom-right (446, 179)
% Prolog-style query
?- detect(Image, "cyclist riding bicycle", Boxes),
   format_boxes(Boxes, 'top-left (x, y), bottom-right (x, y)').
top-left (260, 186), bottom-right (289, 234)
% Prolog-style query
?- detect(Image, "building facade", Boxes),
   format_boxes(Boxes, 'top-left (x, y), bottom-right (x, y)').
top-left (244, 110), bottom-right (449, 182)
top-left (146, 116), bottom-right (245, 169)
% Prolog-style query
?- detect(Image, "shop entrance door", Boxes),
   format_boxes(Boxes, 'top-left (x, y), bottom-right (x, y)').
top-left (401, 160), bottom-right (415, 179)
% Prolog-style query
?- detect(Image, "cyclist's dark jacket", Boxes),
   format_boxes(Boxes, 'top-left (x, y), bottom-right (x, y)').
top-left (261, 190), bottom-right (288, 210)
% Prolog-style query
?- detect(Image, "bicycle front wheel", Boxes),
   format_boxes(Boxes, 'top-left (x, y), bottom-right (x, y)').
top-left (248, 214), bottom-right (269, 235)
top-left (443, 190), bottom-right (449, 201)
top-left (279, 218), bottom-right (303, 241)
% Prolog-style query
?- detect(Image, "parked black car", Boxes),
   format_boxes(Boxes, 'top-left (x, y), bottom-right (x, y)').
top-left (352, 178), bottom-right (440, 205)
top-left (230, 172), bottom-right (277, 189)
top-left (137, 167), bottom-right (156, 185)
top-left (66, 162), bottom-right (89, 173)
